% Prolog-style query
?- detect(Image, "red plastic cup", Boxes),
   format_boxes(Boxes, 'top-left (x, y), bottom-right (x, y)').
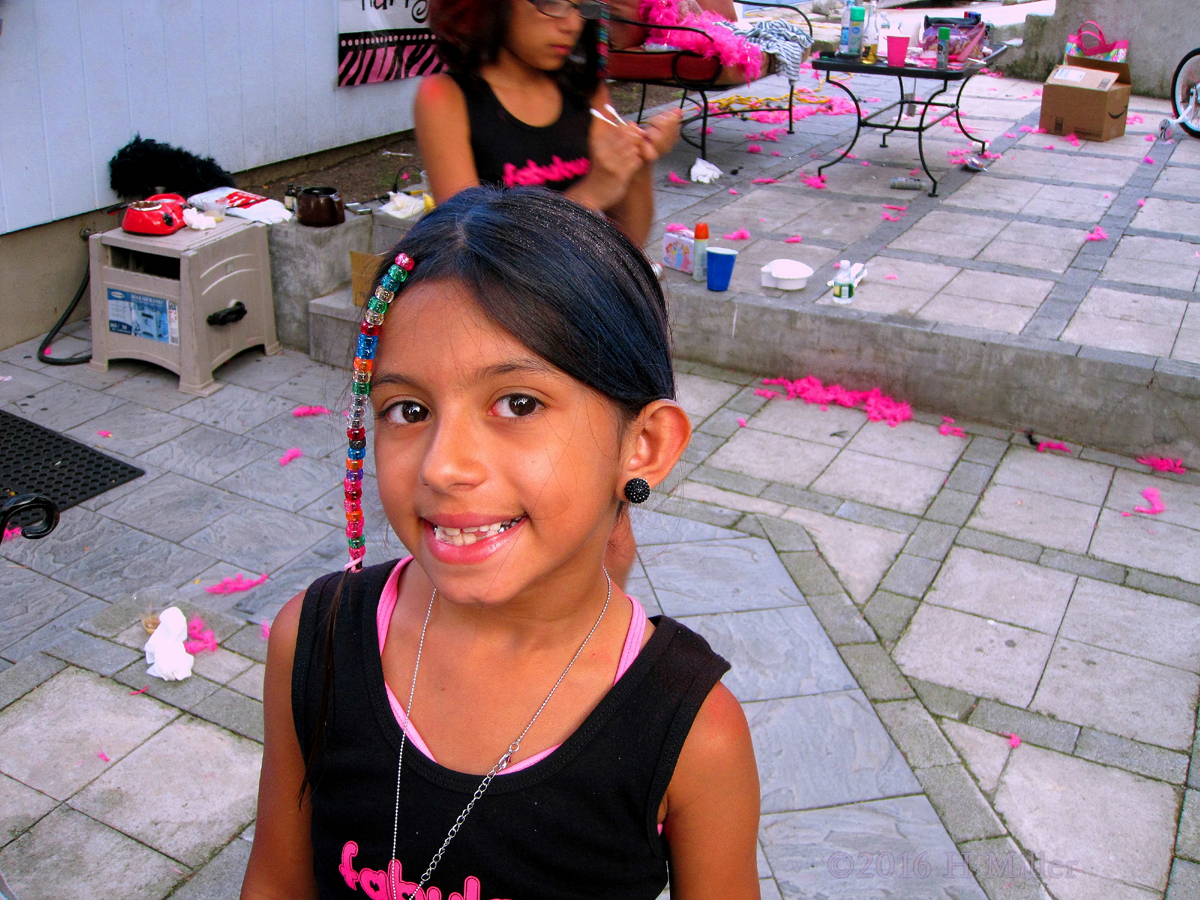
top-left (886, 35), bottom-right (910, 67)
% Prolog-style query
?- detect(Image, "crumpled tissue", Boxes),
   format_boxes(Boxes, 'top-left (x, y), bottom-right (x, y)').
top-left (145, 607), bottom-right (194, 681)
top-left (690, 159), bottom-right (723, 184)
top-left (182, 208), bottom-right (216, 230)
top-left (381, 191), bottom-right (425, 220)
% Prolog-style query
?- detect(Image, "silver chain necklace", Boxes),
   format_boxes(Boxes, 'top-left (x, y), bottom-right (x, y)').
top-left (390, 571), bottom-right (612, 900)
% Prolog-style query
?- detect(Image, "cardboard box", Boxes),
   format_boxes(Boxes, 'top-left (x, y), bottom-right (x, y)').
top-left (1038, 56), bottom-right (1131, 142)
top-left (662, 229), bottom-right (695, 275)
top-left (350, 250), bottom-right (389, 307)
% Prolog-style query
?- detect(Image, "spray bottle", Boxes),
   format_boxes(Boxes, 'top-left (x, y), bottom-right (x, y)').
top-left (848, 5), bottom-right (866, 59)
top-left (936, 26), bottom-right (951, 69)
top-left (692, 222), bottom-right (709, 282)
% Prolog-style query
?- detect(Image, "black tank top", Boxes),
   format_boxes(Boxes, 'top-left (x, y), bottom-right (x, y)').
top-left (452, 73), bottom-right (592, 193)
top-left (293, 562), bottom-right (731, 900)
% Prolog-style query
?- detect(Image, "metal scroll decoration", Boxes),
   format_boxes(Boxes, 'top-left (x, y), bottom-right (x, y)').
top-left (0, 494), bottom-right (60, 541)
top-left (338, 0), bottom-right (446, 86)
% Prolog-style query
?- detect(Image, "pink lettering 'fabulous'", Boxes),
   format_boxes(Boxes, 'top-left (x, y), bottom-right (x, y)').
top-left (502, 156), bottom-right (590, 188)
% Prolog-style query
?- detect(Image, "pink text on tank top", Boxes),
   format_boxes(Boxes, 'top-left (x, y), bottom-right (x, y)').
top-left (502, 155), bottom-right (590, 188)
top-left (340, 842), bottom-right (504, 900)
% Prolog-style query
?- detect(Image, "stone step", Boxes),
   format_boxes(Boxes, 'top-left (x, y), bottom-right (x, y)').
top-left (667, 276), bottom-right (1200, 462)
top-left (308, 286), bottom-right (358, 370)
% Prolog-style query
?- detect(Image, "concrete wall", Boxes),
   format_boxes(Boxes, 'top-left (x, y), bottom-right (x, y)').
top-left (1003, 0), bottom-right (1193, 98)
top-left (0, 211), bottom-right (120, 349)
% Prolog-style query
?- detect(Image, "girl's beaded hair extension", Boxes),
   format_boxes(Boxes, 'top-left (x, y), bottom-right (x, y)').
top-left (343, 251), bottom-right (415, 572)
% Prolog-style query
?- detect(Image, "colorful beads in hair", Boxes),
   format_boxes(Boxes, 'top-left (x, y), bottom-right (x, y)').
top-left (344, 251), bottom-right (415, 571)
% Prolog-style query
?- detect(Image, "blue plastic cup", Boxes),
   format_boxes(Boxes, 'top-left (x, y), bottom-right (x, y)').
top-left (706, 247), bottom-right (738, 292)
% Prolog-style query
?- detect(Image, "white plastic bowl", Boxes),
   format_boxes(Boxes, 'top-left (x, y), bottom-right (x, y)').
top-left (761, 258), bottom-right (814, 290)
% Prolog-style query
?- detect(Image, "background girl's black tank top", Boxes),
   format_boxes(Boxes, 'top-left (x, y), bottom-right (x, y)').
top-left (293, 562), bottom-right (730, 900)
top-left (451, 73), bottom-right (592, 193)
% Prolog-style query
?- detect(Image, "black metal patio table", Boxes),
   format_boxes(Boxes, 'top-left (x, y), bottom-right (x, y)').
top-left (811, 46), bottom-right (1008, 197)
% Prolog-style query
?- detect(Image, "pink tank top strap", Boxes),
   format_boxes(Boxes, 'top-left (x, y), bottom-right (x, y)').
top-left (376, 558), bottom-right (650, 774)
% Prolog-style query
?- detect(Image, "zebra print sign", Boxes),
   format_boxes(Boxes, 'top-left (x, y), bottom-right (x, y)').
top-left (338, 0), bottom-right (446, 86)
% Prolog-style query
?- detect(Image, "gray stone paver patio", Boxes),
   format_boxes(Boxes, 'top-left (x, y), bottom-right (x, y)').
top-left (2, 69), bottom-right (1200, 900)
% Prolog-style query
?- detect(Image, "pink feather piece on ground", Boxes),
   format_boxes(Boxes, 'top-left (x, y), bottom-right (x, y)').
top-left (881, 213), bottom-right (901, 222)
top-left (1144, 133), bottom-right (1156, 142)
top-left (939, 416), bottom-right (967, 438)
top-left (737, 418), bottom-right (747, 427)
top-left (754, 388), bottom-right (780, 400)
top-left (279, 448), bottom-right (303, 466)
top-left (860, 161), bottom-right (871, 166)
top-left (667, 171), bottom-right (689, 184)
top-left (184, 615), bottom-right (219, 655)
top-left (665, 223), bottom-right (689, 233)
top-left (1043, 144), bottom-right (1056, 150)
top-left (1121, 486), bottom-right (1167, 517)
top-left (1137, 456), bottom-right (1187, 474)
top-left (846, 153), bottom-right (858, 159)
top-left (96, 430), bottom-right (112, 437)
top-left (909, 168), bottom-right (921, 176)
top-left (885, 273), bottom-right (898, 280)
top-left (1007, 734), bottom-right (1021, 748)
top-left (292, 405), bottom-right (332, 417)
top-left (97, 751), bottom-right (111, 763)
top-left (729, 188), bottom-right (739, 195)
top-left (2, 526), bottom-right (21, 542)
top-left (1128, 113), bottom-right (1143, 123)
top-left (1137, 198), bottom-right (1147, 207)
top-left (801, 174), bottom-right (827, 190)
top-left (129, 686), bottom-right (149, 695)
top-left (261, 620), bottom-right (272, 641)
top-left (751, 177), bottom-right (778, 184)
top-left (783, 235), bottom-right (803, 243)
top-left (1064, 134), bottom-right (1081, 147)
top-left (1084, 225), bottom-right (1108, 242)
top-left (882, 204), bottom-right (907, 211)
top-left (1144, 156), bottom-right (1155, 164)
top-left (1019, 125), bottom-right (1035, 133)
top-left (722, 228), bottom-right (752, 240)
top-left (982, 151), bottom-right (1003, 160)
top-left (760, 376), bottom-right (912, 427)
top-left (746, 144), bottom-right (763, 154)
top-left (1037, 441), bottom-right (1071, 454)
top-left (206, 573), bottom-right (269, 595)
top-left (771, 151), bottom-right (782, 157)
top-left (1004, 132), bottom-right (1017, 138)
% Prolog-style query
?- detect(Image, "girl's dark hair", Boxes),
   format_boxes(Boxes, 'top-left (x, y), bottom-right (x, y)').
top-left (428, 0), bottom-right (601, 98)
top-left (301, 187), bottom-right (674, 797)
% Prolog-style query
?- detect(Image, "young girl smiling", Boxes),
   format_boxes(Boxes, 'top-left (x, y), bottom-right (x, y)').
top-left (241, 189), bottom-right (760, 900)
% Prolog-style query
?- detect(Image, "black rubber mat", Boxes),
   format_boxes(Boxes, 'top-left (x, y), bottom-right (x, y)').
top-left (0, 410), bottom-right (144, 522)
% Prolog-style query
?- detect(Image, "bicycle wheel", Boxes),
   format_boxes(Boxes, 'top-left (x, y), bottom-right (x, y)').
top-left (1172, 47), bottom-right (1200, 138)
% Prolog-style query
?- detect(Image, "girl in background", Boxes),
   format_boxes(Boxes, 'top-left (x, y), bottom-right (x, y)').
top-left (415, 0), bottom-right (681, 246)
top-left (241, 188), bottom-right (760, 900)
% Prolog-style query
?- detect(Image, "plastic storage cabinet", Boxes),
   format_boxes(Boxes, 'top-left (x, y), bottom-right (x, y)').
top-left (88, 219), bottom-right (282, 395)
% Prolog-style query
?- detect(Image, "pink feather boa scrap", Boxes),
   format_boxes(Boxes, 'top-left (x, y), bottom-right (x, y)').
top-left (639, 0), bottom-right (763, 80)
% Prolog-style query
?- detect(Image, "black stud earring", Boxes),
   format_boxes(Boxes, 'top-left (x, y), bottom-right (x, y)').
top-left (623, 478), bottom-right (651, 504)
